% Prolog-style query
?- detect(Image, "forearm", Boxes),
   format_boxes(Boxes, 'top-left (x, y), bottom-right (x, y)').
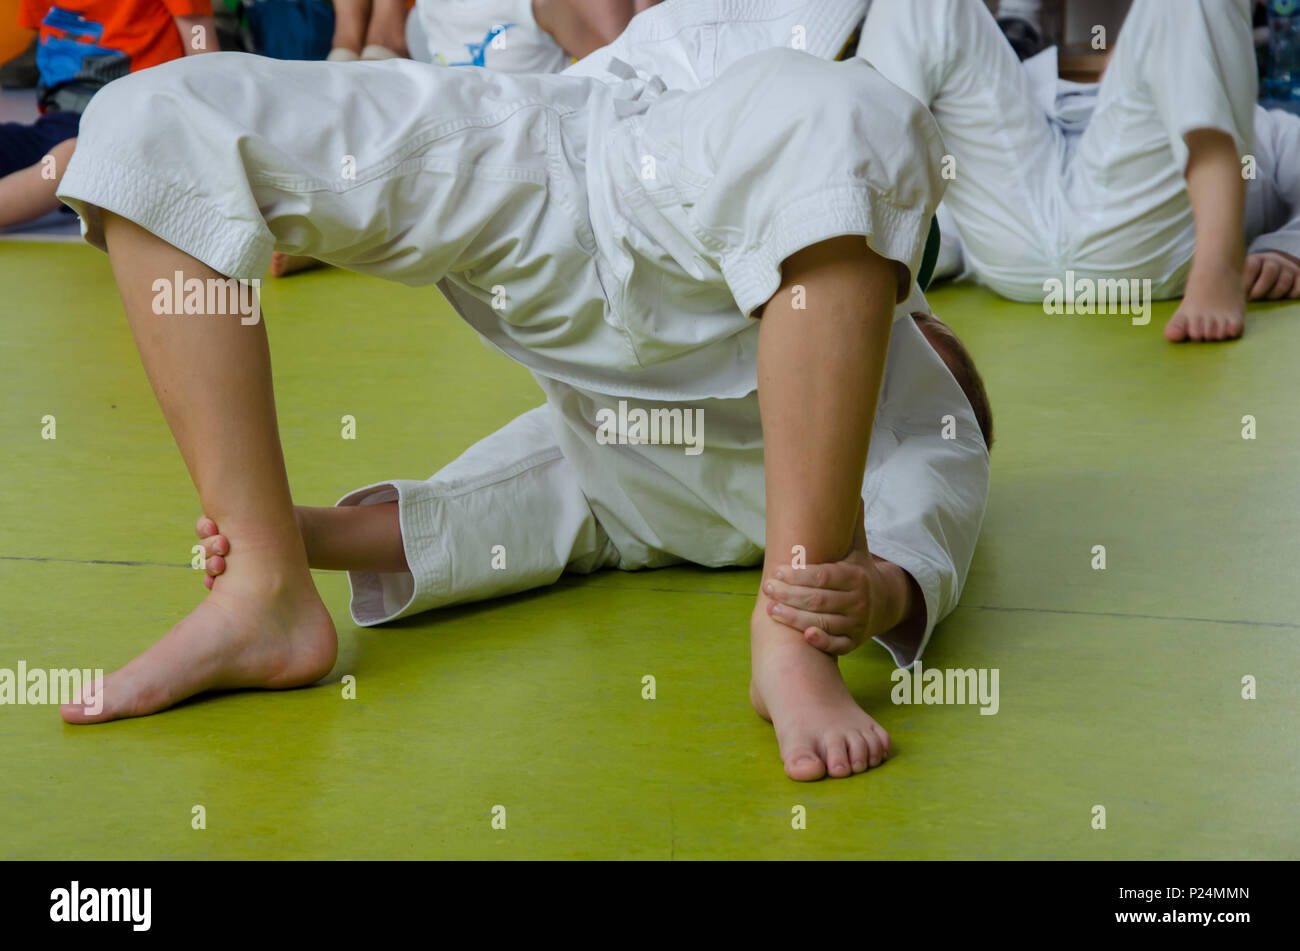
top-left (0, 138), bottom-right (75, 228)
top-left (1184, 129), bottom-right (1246, 280)
top-left (174, 15), bottom-right (220, 54)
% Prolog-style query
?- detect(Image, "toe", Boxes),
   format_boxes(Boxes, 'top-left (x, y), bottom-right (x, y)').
top-left (782, 742), bottom-right (827, 782)
top-left (856, 729), bottom-right (881, 768)
top-left (846, 731), bottom-right (870, 773)
top-left (195, 516), bottom-right (217, 539)
top-left (60, 677), bottom-right (111, 724)
top-left (871, 722), bottom-right (891, 759)
top-left (822, 735), bottom-right (852, 779)
top-left (204, 554), bottom-right (226, 577)
top-left (863, 727), bottom-right (894, 763)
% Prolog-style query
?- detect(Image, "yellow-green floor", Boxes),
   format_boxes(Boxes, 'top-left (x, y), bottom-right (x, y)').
top-left (2, 242), bottom-right (1297, 859)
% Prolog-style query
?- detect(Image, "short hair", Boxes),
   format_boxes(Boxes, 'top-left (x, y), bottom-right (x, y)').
top-left (911, 312), bottom-right (994, 450)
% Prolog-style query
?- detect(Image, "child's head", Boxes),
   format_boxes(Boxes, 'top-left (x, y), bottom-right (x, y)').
top-left (911, 312), bottom-right (994, 450)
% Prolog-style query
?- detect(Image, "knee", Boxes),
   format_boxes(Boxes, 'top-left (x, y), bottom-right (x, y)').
top-left (78, 54), bottom-right (239, 150)
top-left (829, 58), bottom-right (948, 175)
top-left (730, 50), bottom-right (947, 202)
top-left (1124, 0), bottom-right (1251, 37)
top-left (77, 68), bottom-right (174, 152)
top-left (739, 49), bottom-right (912, 131)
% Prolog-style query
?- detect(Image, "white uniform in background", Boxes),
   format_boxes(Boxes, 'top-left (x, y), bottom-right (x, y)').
top-left (1247, 107), bottom-right (1300, 262)
top-left (415, 0), bottom-right (569, 72)
top-left (858, 0), bottom-right (1259, 302)
top-left (56, 0), bottom-right (990, 668)
top-left (931, 48), bottom-right (1300, 283)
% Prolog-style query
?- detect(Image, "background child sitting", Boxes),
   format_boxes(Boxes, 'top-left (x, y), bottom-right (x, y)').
top-left (0, 0), bottom-right (217, 230)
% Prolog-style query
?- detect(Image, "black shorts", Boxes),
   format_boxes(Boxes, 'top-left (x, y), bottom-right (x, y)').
top-left (0, 109), bottom-right (79, 178)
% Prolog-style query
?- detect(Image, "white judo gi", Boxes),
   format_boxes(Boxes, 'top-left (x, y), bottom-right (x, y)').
top-left (932, 48), bottom-right (1300, 282)
top-left (857, 0), bottom-right (1259, 302)
top-left (56, 0), bottom-right (990, 668)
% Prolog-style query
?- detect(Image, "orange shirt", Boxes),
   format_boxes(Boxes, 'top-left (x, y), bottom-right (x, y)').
top-left (19, 0), bottom-right (212, 75)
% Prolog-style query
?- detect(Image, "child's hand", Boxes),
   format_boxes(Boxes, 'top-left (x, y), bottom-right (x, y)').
top-left (194, 515), bottom-right (230, 591)
top-left (763, 502), bottom-right (897, 656)
top-left (1244, 251), bottom-right (1300, 301)
top-left (1165, 263), bottom-right (1246, 342)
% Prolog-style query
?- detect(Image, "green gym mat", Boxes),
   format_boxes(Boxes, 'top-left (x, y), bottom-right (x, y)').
top-left (1, 242), bottom-right (1297, 859)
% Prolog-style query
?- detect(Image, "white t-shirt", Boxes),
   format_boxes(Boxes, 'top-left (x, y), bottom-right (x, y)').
top-left (417, 0), bottom-right (570, 73)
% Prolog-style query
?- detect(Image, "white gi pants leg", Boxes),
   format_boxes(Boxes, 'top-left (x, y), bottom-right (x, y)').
top-left (55, 52), bottom-right (607, 293)
top-left (338, 406), bottom-right (620, 625)
top-left (857, 0), bottom-right (1064, 301)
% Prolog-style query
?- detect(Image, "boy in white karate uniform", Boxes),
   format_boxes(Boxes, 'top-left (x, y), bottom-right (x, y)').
top-left (858, 0), bottom-right (1261, 343)
top-left (928, 45), bottom-right (1300, 303)
top-left (54, 0), bottom-right (992, 782)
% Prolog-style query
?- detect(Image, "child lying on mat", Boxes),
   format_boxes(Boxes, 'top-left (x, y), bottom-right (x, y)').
top-left (193, 305), bottom-right (991, 761)
top-left (53, 0), bottom-right (990, 782)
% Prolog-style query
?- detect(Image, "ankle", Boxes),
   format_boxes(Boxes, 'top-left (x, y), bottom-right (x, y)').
top-left (876, 560), bottom-right (925, 643)
top-left (751, 601), bottom-right (825, 662)
top-left (207, 518), bottom-right (309, 574)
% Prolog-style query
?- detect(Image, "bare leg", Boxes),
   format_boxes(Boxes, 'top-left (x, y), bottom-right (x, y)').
top-left (61, 213), bottom-right (337, 723)
top-left (0, 138), bottom-right (75, 228)
top-left (364, 0), bottom-right (411, 56)
top-left (332, 0), bottom-right (372, 56)
top-left (749, 235), bottom-right (902, 781)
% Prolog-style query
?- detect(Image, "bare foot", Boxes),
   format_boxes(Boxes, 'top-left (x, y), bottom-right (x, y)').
top-left (269, 252), bottom-right (328, 278)
top-left (749, 604), bottom-right (890, 781)
top-left (62, 537), bottom-right (336, 724)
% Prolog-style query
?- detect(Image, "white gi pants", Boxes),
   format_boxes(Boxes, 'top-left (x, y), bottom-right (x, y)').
top-left (858, 0), bottom-right (1258, 301)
